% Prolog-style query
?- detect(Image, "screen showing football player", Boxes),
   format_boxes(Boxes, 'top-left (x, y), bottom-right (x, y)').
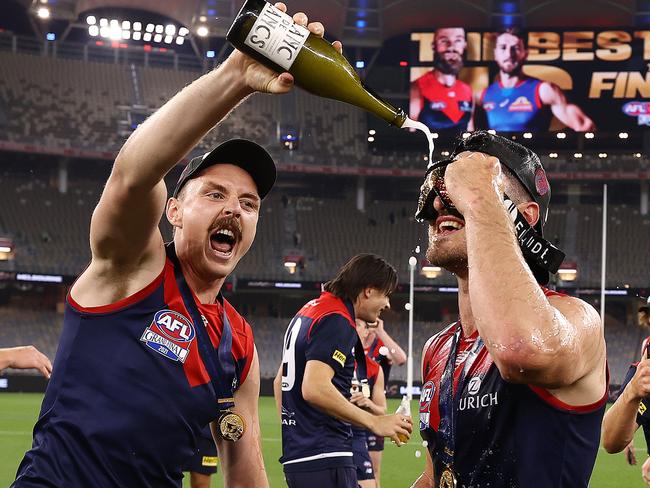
top-left (410, 28), bottom-right (473, 132)
top-left (274, 254), bottom-right (412, 488)
top-left (471, 28), bottom-right (595, 132)
top-left (411, 131), bottom-right (607, 488)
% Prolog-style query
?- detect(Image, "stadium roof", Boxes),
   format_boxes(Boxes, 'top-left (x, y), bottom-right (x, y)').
top-left (11, 0), bottom-right (639, 45)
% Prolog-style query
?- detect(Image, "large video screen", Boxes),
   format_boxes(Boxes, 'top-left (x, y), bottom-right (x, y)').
top-left (409, 28), bottom-right (650, 133)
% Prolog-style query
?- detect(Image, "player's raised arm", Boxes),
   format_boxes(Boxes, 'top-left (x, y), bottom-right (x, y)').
top-left (444, 151), bottom-right (605, 390)
top-left (539, 81), bottom-right (595, 132)
top-left (214, 347), bottom-right (268, 488)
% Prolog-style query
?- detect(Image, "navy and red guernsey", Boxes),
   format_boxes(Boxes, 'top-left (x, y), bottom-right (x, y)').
top-left (481, 77), bottom-right (552, 132)
top-left (365, 335), bottom-right (392, 383)
top-left (413, 71), bottom-right (473, 131)
top-left (13, 257), bottom-right (254, 488)
top-left (351, 353), bottom-right (381, 440)
top-left (279, 292), bottom-right (359, 473)
top-left (419, 288), bottom-right (607, 488)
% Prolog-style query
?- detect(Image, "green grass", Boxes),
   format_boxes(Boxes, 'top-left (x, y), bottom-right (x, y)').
top-left (0, 394), bottom-right (646, 487)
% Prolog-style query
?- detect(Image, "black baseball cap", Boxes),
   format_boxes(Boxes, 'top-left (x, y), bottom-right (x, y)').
top-left (173, 139), bottom-right (276, 199)
top-left (452, 130), bottom-right (550, 237)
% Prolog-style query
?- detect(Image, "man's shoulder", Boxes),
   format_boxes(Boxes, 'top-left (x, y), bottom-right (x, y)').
top-left (423, 323), bottom-right (456, 357)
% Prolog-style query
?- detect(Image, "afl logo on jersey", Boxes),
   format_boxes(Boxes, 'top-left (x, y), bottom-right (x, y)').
top-left (140, 309), bottom-right (195, 363)
top-left (419, 381), bottom-right (435, 431)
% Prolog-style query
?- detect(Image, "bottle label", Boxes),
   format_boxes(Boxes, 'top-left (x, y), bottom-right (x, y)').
top-left (244, 2), bottom-right (309, 71)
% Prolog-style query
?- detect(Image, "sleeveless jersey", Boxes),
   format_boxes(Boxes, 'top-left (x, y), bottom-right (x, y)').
top-left (419, 289), bottom-right (607, 487)
top-left (279, 292), bottom-right (359, 472)
top-left (414, 71), bottom-right (473, 131)
top-left (13, 257), bottom-right (254, 488)
top-left (481, 77), bottom-right (552, 132)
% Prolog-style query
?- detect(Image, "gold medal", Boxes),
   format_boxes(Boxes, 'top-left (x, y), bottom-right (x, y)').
top-left (439, 466), bottom-right (457, 488)
top-left (218, 411), bottom-right (246, 442)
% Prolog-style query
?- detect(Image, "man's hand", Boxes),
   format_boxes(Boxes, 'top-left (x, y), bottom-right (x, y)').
top-left (629, 359), bottom-right (650, 401)
top-left (0, 346), bottom-right (52, 378)
top-left (228, 2), bottom-right (343, 95)
top-left (643, 456), bottom-right (650, 485)
top-left (368, 413), bottom-right (412, 446)
top-left (624, 442), bottom-right (637, 465)
top-left (443, 151), bottom-right (504, 216)
top-left (350, 391), bottom-right (373, 410)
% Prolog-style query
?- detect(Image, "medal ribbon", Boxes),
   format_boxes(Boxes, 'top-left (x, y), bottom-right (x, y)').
top-left (166, 244), bottom-right (239, 411)
top-left (436, 323), bottom-right (483, 469)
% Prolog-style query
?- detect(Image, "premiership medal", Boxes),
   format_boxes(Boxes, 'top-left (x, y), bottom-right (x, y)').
top-left (439, 466), bottom-right (457, 488)
top-left (218, 410), bottom-right (246, 442)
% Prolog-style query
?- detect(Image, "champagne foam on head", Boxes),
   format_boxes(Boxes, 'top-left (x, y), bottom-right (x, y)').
top-left (402, 117), bottom-right (435, 166)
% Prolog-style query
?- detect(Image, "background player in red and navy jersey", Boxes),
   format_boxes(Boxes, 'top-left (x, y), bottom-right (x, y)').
top-left (273, 254), bottom-right (412, 488)
top-left (410, 28), bottom-right (473, 132)
top-left (602, 303), bottom-right (650, 484)
top-left (12, 4), bottom-right (333, 487)
top-left (411, 132), bottom-right (607, 487)
top-left (357, 317), bottom-right (405, 487)
top-left (351, 319), bottom-right (388, 488)
top-left (470, 28), bottom-right (595, 132)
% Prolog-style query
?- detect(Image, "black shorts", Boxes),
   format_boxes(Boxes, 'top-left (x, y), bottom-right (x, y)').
top-left (353, 448), bottom-right (375, 481)
top-left (366, 433), bottom-right (384, 452)
top-left (285, 467), bottom-right (358, 488)
top-left (182, 432), bottom-right (218, 475)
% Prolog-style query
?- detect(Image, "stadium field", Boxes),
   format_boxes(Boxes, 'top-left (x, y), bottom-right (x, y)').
top-left (0, 393), bottom-right (644, 487)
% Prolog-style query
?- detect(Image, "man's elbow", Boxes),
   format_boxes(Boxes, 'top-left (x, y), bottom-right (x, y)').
top-left (302, 382), bottom-right (322, 407)
top-left (601, 430), bottom-right (627, 454)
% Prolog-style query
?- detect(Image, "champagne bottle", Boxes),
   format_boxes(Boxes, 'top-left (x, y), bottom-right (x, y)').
top-left (395, 394), bottom-right (411, 444)
top-left (227, 0), bottom-right (406, 127)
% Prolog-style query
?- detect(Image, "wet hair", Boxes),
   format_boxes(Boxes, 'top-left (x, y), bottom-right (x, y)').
top-left (323, 254), bottom-right (398, 303)
top-left (496, 27), bottom-right (527, 47)
top-left (501, 165), bottom-right (533, 205)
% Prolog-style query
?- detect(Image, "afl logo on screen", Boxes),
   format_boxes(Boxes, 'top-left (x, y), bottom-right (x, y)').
top-left (154, 310), bottom-right (195, 342)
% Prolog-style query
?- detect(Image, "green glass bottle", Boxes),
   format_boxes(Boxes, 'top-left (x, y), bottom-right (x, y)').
top-left (226, 0), bottom-right (406, 127)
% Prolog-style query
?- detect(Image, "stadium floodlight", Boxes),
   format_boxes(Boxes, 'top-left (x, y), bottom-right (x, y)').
top-left (110, 19), bottom-right (119, 27)
top-left (574, 152), bottom-right (583, 158)
top-left (122, 20), bottom-right (130, 30)
top-left (110, 25), bottom-right (122, 40)
top-left (585, 132), bottom-right (595, 139)
top-left (37, 7), bottom-right (50, 19)
top-left (558, 267), bottom-right (577, 281)
top-left (199, 15), bottom-right (207, 22)
top-left (100, 26), bottom-right (110, 38)
top-left (154, 33), bottom-right (163, 43)
top-left (86, 15), bottom-right (96, 25)
top-left (165, 24), bottom-right (176, 35)
top-left (133, 31), bottom-right (142, 41)
top-left (368, 129), bottom-right (376, 135)
top-left (421, 264), bottom-right (442, 279)
top-left (635, 152), bottom-right (642, 158)
top-left (155, 24), bottom-right (164, 34)
top-left (206, 50), bottom-right (215, 58)
top-left (143, 32), bottom-right (152, 41)
top-left (89, 25), bottom-right (99, 36)
top-left (175, 36), bottom-right (185, 45)
top-left (556, 132), bottom-right (566, 139)
top-left (549, 152), bottom-right (558, 158)
top-left (0, 246), bottom-right (11, 253)
top-left (179, 27), bottom-right (189, 36)
top-left (133, 22), bottom-right (142, 31)
top-left (367, 136), bottom-right (375, 142)
top-left (441, 150), bottom-right (450, 156)
top-left (523, 132), bottom-right (532, 139)
top-left (122, 30), bottom-right (131, 40)
top-left (164, 35), bottom-right (173, 44)
top-left (99, 18), bottom-right (108, 27)
top-left (46, 32), bottom-right (55, 41)
top-left (197, 25), bottom-right (209, 37)
top-left (145, 23), bottom-right (154, 32)
top-left (598, 152), bottom-right (607, 158)
top-left (619, 132), bottom-right (629, 139)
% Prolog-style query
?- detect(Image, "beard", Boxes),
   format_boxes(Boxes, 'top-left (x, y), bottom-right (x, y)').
top-left (425, 226), bottom-right (468, 275)
top-left (434, 52), bottom-right (464, 76)
top-left (498, 59), bottom-right (523, 76)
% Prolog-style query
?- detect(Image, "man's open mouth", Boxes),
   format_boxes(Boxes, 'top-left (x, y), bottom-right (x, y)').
top-left (210, 227), bottom-right (239, 257)
top-left (436, 216), bottom-right (465, 236)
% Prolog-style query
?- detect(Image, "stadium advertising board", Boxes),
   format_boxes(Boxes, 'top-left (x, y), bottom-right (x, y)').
top-left (409, 27), bottom-right (650, 133)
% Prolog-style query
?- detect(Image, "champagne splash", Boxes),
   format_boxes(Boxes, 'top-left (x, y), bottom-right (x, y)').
top-left (402, 117), bottom-right (435, 166)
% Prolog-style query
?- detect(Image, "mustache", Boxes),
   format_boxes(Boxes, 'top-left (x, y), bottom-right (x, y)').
top-left (210, 215), bottom-right (242, 241)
